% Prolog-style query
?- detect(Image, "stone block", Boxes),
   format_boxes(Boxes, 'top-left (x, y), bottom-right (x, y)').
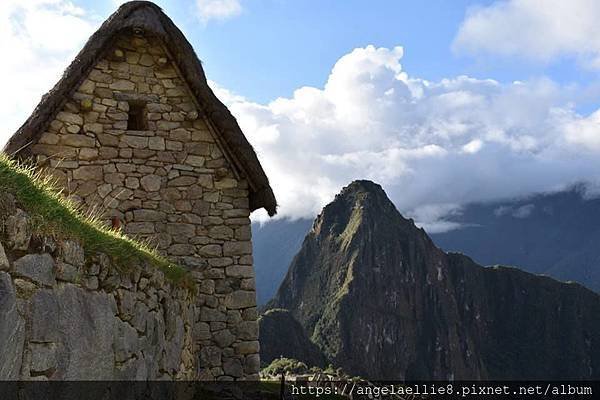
top-left (157, 121), bottom-right (180, 130)
top-left (148, 137), bottom-right (165, 150)
top-left (166, 223), bottom-right (195, 236)
top-left (165, 140), bottom-right (183, 151)
top-left (223, 209), bottom-right (250, 218)
top-left (199, 280), bottom-right (215, 295)
top-left (200, 307), bottom-right (227, 322)
top-left (89, 69), bottom-right (112, 83)
top-left (195, 322), bottom-right (211, 340)
top-left (185, 142), bottom-right (211, 156)
top-left (184, 155), bottom-right (205, 167)
top-left (31, 144), bottom-right (77, 158)
top-left (214, 178), bottom-right (238, 190)
top-left (60, 134), bottom-right (96, 147)
top-left (56, 112), bottom-right (83, 125)
top-left (168, 244), bottom-right (195, 256)
top-left (110, 80), bottom-right (135, 91)
top-left (0, 243), bottom-right (8, 271)
top-left (0, 272), bottom-right (25, 379)
top-left (223, 241), bottom-right (252, 256)
top-left (222, 358), bottom-right (243, 378)
top-left (79, 148), bottom-right (98, 160)
top-left (121, 135), bottom-right (148, 149)
top-left (225, 265), bottom-right (254, 279)
top-left (224, 291), bottom-right (256, 310)
top-left (60, 240), bottom-right (85, 267)
top-left (133, 209), bottom-right (165, 222)
top-left (30, 343), bottom-right (57, 373)
top-left (244, 354), bottom-right (260, 374)
top-left (213, 329), bottom-right (235, 348)
top-left (125, 222), bottom-right (155, 234)
top-left (234, 341), bottom-right (259, 355)
top-left (6, 209), bottom-right (31, 250)
top-left (39, 132), bottom-right (59, 144)
top-left (54, 262), bottom-right (79, 283)
top-left (236, 321), bottom-right (259, 341)
top-left (52, 285), bottom-right (116, 379)
top-left (208, 258), bottom-right (233, 268)
top-left (30, 290), bottom-right (59, 342)
top-left (240, 278), bottom-right (255, 291)
top-left (66, 124), bottom-right (81, 134)
top-left (235, 226), bottom-right (252, 241)
top-left (140, 174), bottom-right (162, 192)
top-left (97, 133), bottom-right (119, 147)
top-left (125, 177), bottom-right (140, 189)
top-left (168, 176), bottom-right (196, 187)
top-left (204, 192), bottom-right (220, 203)
top-left (13, 254), bottom-right (56, 287)
top-left (209, 226), bottom-right (233, 240)
top-left (139, 54), bottom-right (154, 66)
top-left (200, 346), bottom-right (222, 367)
top-left (73, 166), bottom-right (103, 181)
top-left (199, 245), bottom-right (222, 257)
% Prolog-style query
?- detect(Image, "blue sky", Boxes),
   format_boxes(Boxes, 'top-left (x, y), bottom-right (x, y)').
top-left (3, 0), bottom-right (600, 227)
top-left (83, 0), bottom-right (597, 105)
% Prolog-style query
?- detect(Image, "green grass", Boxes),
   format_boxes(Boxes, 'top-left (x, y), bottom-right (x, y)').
top-left (0, 153), bottom-right (191, 288)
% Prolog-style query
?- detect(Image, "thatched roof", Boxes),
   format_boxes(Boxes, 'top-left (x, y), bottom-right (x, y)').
top-left (3, 1), bottom-right (277, 216)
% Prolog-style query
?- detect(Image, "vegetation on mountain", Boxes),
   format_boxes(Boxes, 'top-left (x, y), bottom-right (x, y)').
top-left (265, 180), bottom-right (600, 380)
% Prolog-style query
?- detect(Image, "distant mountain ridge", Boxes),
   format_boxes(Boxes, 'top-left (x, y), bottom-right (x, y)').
top-left (262, 180), bottom-right (600, 380)
top-left (252, 186), bottom-right (600, 304)
top-left (432, 186), bottom-right (600, 291)
top-left (252, 218), bottom-right (313, 304)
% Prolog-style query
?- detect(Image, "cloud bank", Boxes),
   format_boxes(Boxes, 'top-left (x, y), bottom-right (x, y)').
top-left (213, 45), bottom-right (600, 230)
top-left (0, 0), bottom-right (96, 144)
top-left (196, 0), bottom-right (242, 23)
top-left (453, 0), bottom-right (600, 68)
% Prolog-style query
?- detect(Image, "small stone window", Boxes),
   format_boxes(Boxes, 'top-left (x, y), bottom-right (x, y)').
top-left (127, 101), bottom-right (147, 130)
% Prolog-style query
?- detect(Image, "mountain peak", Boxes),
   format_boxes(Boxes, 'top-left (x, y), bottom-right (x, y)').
top-left (312, 180), bottom-right (405, 239)
top-left (334, 180), bottom-right (399, 213)
top-left (340, 179), bottom-right (385, 195)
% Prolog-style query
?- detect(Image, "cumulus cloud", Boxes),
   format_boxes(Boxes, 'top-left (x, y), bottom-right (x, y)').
top-left (0, 0), bottom-right (96, 145)
top-left (212, 45), bottom-right (600, 229)
top-left (196, 0), bottom-right (241, 22)
top-left (453, 0), bottom-right (600, 68)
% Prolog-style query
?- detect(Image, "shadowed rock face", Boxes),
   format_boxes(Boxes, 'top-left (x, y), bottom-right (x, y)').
top-left (258, 309), bottom-right (328, 368)
top-left (266, 180), bottom-right (600, 380)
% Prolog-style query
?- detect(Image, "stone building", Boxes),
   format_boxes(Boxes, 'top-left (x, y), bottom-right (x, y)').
top-left (3, 1), bottom-right (276, 380)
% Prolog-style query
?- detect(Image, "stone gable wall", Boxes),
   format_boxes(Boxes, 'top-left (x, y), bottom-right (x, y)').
top-left (0, 200), bottom-right (195, 380)
top-left (27, 32), bottom-right (259, 380)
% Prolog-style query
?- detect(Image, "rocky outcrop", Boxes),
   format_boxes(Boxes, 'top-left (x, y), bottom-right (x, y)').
top-left (259, 309), bottom-right (328, 368)
top-left (267, 180), bottom-right (600, 380)
top-left (0, 201), bottom-right (195, 380)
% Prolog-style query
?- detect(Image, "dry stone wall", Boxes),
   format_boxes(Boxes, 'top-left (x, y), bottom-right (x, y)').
top-left (0, 199), bottom-right (195, 380)
top-left (26, 32), bottom-right (260, 379)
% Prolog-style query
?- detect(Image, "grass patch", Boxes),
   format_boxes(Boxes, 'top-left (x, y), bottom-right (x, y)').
top-left (0, 153), bottom-right (191, 288)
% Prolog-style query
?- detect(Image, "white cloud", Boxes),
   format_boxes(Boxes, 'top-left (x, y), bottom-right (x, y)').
top-left (512, 204), bottom-right (535, 218)
top-left (0, 0), bottom-right (96, 146)
top-left (563, 109), bottom-right (600, 150)
top-left (196, 0), bottom-right (241, 22)
top-left (453, 0), bottom-right (600, 68)
top-left (213, 45), bottom-right (600, 228)
top-left (494, 204), bottom-right (535, 218)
